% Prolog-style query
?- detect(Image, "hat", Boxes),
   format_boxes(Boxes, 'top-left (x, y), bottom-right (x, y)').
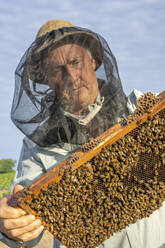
top-left (27, 20), bottom-right (103, 84)
top-left (37, 20), bottom-right (103, 67)
top-left (36, 20), bottom-right (74, 38)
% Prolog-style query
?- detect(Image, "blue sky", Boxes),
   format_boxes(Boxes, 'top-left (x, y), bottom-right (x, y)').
top-left (0, 0), bottom-right (164, 161)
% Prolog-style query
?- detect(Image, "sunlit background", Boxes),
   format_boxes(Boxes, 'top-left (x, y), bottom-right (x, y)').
top-left (0, 0), bottom-right (164, 162)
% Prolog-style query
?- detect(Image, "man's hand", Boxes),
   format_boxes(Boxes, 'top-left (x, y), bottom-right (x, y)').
top-left (0, 185), bottom-right (44, 242)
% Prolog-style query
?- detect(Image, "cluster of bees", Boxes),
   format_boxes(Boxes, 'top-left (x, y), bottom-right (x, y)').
top-left (81, 138), bottom-right (102, 152)
top-left (66, 154), bottom-right (80, 167)
top-left (121, 92), bottom-right (160, 125)
top-left (20, 93), bottom-right (164, 248)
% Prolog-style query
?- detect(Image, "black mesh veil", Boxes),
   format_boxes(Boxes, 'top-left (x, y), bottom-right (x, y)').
top-left (11, 25), bottom-right (129, 147)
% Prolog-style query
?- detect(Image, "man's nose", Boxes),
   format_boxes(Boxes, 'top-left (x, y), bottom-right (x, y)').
top-left (65, 65), bottom-right (79, 82)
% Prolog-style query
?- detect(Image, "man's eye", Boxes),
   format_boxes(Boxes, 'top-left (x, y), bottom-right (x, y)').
top-left (71, 60), bottom-right (79, 65)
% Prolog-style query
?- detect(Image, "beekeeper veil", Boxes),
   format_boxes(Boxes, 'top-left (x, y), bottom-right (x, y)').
top-left (11, 20), bottom-right (129, 147)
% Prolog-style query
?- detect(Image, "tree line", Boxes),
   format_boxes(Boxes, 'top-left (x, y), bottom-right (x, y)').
top-left (0, 159), bottom-right (16, 173)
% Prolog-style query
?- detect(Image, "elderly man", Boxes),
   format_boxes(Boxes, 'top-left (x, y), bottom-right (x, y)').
top-left (0, 20), bottom-right (165, 248)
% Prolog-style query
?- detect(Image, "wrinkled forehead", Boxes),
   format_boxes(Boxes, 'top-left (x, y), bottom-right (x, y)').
top-left (45, 43), bottom-right (89, 65)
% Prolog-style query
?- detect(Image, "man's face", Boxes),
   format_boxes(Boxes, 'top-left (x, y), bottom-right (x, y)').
top-left (44, 43), bottom-right (98, 114)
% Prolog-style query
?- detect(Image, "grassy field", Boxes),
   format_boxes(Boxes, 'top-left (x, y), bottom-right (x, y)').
top-left (0, 171), bottom-right (15, 199)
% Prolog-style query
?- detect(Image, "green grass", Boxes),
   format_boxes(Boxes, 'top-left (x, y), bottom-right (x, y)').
top-left (0, 171), bottom-right (15, 199)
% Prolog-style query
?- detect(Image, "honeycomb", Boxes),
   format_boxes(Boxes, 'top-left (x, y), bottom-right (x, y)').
top-left (10, 92), bottom-right (165, 248)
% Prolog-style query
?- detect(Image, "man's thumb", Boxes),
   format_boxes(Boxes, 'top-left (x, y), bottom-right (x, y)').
top-left (13, 184), bottom-right (24, 194)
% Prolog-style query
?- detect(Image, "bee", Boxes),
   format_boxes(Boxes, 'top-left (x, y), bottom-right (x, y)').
top-left (154, 170), bottom-right (159, 176)
top-left (121, 118), bottom-right (128, 126)
top-left (146, 109), bottom-right (152, 114)
top-left (143, 163), bottom-right (147, 170)
top-left (139, 179), bottom-right (144, 184)
top-left (136, 119), bottom-right (142, 125)
top-left (25, 189), bottom-right (33, 195)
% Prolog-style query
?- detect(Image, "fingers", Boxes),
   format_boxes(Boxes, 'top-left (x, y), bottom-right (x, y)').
top-left (0, 184), bottom-right (44, 242)
top-left (0, 197), bottom-right (26, 219)
top-left (6, 219), bottom-right (43, 239)
top-left (13, 184), bottom-right (24, 194)
top-left (17, 225), bottom-right (44, 242)
top-left (0, 184), bottom-right (26, 219)
top-left (1, 214), bottom-right (44, 242)
top-left (1, 215), bottom-right (36, 230)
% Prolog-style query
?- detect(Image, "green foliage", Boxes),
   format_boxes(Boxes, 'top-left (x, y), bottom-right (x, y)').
top-left (0, 171), bottom-right (15, 189)
top-left (0, 191), bottom-right (9, 199)
top-left (0, 160), bottom-right (16, 199)
top-left (0, 171), bottom-right (15, 199)
top-left (0, 159), bottom-right (16, 173)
